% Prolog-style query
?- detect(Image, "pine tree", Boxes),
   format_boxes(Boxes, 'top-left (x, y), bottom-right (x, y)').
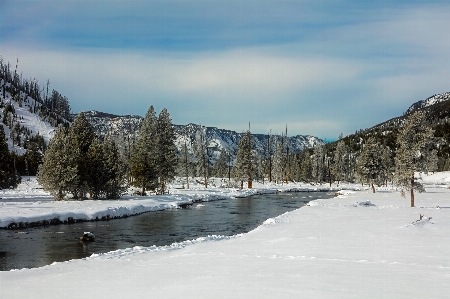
top-left (156, 108), bottom-right (177, 194)
top-left (300, 152), bottom-right (313, 182)
top-left (0, 125), bottom-right (21, 189)
top-left (37, 127), bottom-right (78, 200)
top-left (266, 132), bottom-right (273, 182)
top-left (102, 137), bottom-right (127, 199)
top-left (289, 153), bottom-right (301, 182)
top-left (177, 135), bottom-right (192, 188)
top-left (68, 112), bottom-right (95, 199)
top-left (312, 144), bottom-right (324, 183)
top-left (273, 139), bottom-right (283, 184)
top-left (87, 138), bottom-right (107, 199)
top-left (394, 111), bottom-right (437, 207)
top-left (380, 144), bottom-right (394, 186)
top-left (234, 130), bottom-right (253, 189)
top-left (213, 148), bottom-right (229, 178)
top-left (332, 140), bottom-right (347, 185)
top-left (193, 126), bottom-right (209, 187)
top-left (24, 141), bottom-right (42, 176)
top-left (356, 137), bottom-right (385, 193)
top-left (129, 106), bottom-right (158, 195)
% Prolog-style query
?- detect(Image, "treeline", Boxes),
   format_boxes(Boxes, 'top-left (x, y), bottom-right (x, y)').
top-left (0, 125), bottom-right (21, 189)
top-left (216, 111), bottom-right (436, 207)
top-left (37, 106), bottom-right (178, 200)
top-left (0, 58), bottom-right (72, 125)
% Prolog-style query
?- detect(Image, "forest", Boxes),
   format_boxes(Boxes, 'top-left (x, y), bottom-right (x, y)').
top-left (1, 58), bottom-right (449, 207)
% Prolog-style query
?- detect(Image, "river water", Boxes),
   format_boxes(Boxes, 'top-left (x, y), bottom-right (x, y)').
top-left (0, 192), bottom-right (334, 271)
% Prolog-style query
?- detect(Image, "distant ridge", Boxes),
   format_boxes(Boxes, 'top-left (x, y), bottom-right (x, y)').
top-left (406, 92), bottom-right (450, 115)
top-left (80, 111), bottom-right (325, 161)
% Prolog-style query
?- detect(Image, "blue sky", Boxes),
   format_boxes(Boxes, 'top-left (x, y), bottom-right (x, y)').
top-left (1, 0), bottom-right (449, 140)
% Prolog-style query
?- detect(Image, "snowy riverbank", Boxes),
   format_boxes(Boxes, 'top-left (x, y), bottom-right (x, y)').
top-left (1, 173), bottom-right (449, 298)
top-left (0, 177), bottom-right (352, 229)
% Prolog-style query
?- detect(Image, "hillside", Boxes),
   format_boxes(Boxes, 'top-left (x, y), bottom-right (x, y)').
top-left (326, 91), bottom-right (450, 171)
top-left (0, 59), bottom-right (73, 176)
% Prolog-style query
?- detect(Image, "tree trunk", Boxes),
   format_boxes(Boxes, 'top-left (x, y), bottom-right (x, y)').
top-left (203, 153), bottom-right (208, 188)
top-left (410, 173), bottom-right (415, 207)
top-left (247, 163), bottom-right (252, 189)
top-left (269, 157), bottom-right (272, 182)
top-left (161, 181), bottom-right (165, 195)
top-left (371, 183), bottom-right (375, 193)
top-left (141, 186), bottom-right (145, 196)
top-left (184, 142), bottom-right (189, 189)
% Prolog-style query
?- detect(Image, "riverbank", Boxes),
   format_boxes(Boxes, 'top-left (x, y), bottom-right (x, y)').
top-left (1, 172), bottom-right (449, 298)
top-left (0, 177), bottom-right (351, 229)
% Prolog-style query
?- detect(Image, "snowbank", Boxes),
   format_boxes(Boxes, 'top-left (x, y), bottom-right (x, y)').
top-left (1, 178), bottom-right (449, 298)
top-left (0, 177), bottom-right (235, 228)
top-left (0, 177), bottom-right (352, 228)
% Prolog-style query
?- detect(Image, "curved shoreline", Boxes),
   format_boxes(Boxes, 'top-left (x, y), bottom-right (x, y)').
top-left (1, 178), bottom-right (353, 229)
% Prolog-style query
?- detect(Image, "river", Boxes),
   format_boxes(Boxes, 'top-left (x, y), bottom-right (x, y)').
top-left (0, 192), bottom-right (334, 271)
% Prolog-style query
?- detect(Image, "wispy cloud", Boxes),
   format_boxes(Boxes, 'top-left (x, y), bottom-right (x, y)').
top-left (1, 1), bottom-right (449, 139)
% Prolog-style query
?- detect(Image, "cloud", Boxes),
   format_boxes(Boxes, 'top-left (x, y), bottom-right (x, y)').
top-left (1, 1), bottom-right (449, 140)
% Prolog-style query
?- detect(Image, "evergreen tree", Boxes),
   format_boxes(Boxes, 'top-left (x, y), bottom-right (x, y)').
top-left (300, 153), bottom-right (313, 182)
top-left (234, 130), bottom-right (253, 189)
top-left (24, 141), bottom-right (42, 176)
top-left (129, 106), bottom-right (158, 195)
top-left (332, 140), bottom-right (347, 185)
top-left (380, 144), bottom-right (394, 186)
top-left (213, 148), bottom-right (229, 178)
top-left (394, 111), bottom-right (437, 207)
top-left (289, 153), bottom-right (302, 182)
top-left (356, 137), bottom-right (385, 193)
top-left (37, 127), bottom-right (78, 200)
top-left (193, 126), bottom-right (209, 187)
top-left (273, 139), bottom-right (284, 183)
top-left (102, 137), bottom-right (127, 199)
top-left (156, 108), bottom-right (177, 194)
top-left (266, 133), bottom-right (273, 182)
top-left (87, 138), bottom-right (107, 199)
top-left (177, 135), bottom-right (192, 188)
top-left (68, 112), bottom-right (95, 199)
top-left (312, 144), bottom-right (324, 183)
top-left (0, 125), bottom-right (21, 189)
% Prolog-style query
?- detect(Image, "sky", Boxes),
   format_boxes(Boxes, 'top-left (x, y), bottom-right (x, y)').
top-left (0, 0), bottom-right (449, 140)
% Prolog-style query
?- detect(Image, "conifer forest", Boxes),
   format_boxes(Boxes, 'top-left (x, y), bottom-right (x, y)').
top-left (1, 58), bottom-right (449, 206)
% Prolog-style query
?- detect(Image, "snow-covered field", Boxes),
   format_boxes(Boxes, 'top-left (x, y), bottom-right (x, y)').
top-left (1, 173), bottom-right (450, 298)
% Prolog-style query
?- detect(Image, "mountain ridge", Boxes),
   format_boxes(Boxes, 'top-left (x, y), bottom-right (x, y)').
top-left (80, 111), bottom-right (325, 162)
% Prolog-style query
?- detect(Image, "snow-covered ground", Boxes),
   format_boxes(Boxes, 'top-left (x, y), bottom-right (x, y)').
top-left (1, 173), bottom-right (450, 298)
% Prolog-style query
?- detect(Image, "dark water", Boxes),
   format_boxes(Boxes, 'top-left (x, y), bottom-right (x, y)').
top-left (0, 192), bottom-right (334, 271)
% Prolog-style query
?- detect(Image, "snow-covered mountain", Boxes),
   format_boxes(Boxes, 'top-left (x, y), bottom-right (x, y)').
top-left (172, 123), bottom-right (324, 162)
top-left (81, 110), bottom-right (325, 161)
top-left (406, 92), bottom-right (450, 114)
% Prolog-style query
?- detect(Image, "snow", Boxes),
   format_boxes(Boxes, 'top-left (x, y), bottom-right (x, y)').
top-left (0, 177), bottom-right (348, 228)
top-left (406, 92), bottom-right (450, 114)
top-left (1, 89), bottom-right (56, 154)
top-left (1, 172), bottom-right (450, 298)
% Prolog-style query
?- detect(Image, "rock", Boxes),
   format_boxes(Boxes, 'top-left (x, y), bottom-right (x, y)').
top-left (80, 232), bottom-right (95, 242)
